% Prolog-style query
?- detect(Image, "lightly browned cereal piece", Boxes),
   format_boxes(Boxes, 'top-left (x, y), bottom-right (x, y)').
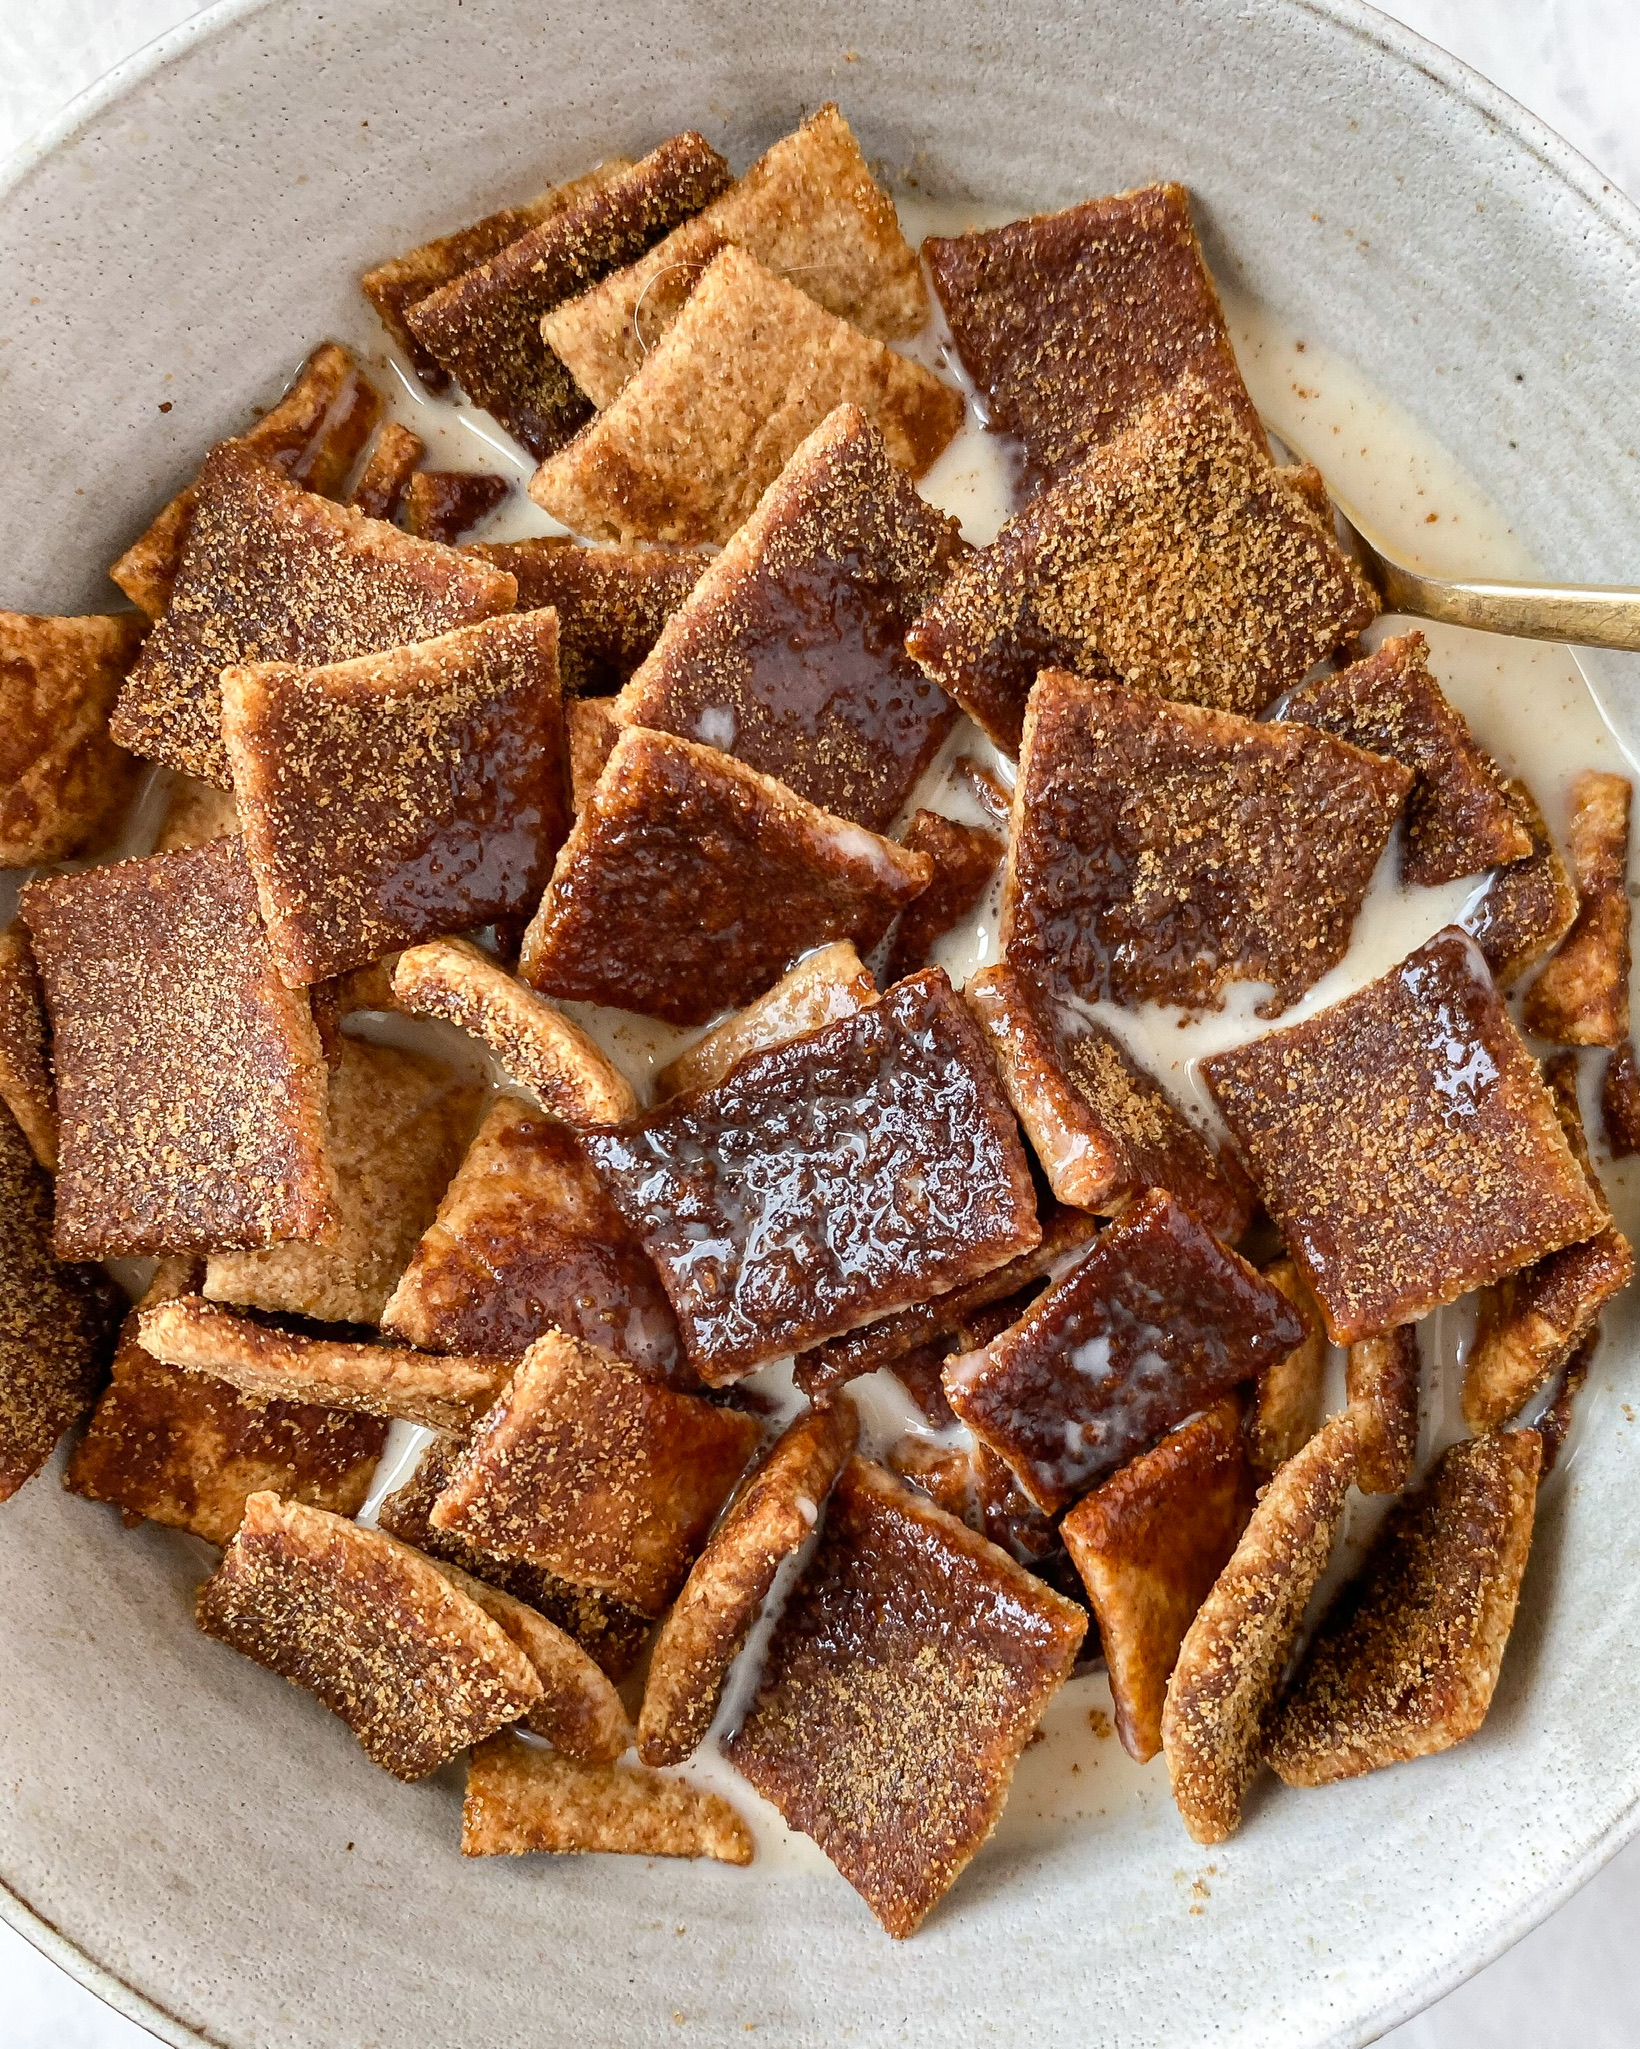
top-left (584, 968), bottom-right (1041, 1383)
top-left (545, 104), bottom-right (926, 410)
top-left (22, 838), bottom-right (336, 1259)
top-left (564, 697), bottom-right (620, 811)
top-left (153, 774), bottom-right (240, 852)
top-left (518, 725), bottom-right (930, 1025)
top-left (0, 927), bottom-right (57, 1172)
top-left (1461, 775), bottom-right (1578, 988)
top-left (1602, 1039), bottom-right (1640, 1157)
top-left (1251, 1259), bottom-right (1327, 1473)
top-left (614, 404), bottom-right (963, 830)
top-left (469, 537), bottom-right (708, 697)
top-left (399, 469), bottom-right (511, 544)
top-left (348, 420), bottom-right (426, 521)
top-left (197, 1492), bottom-right (542, 1780)
top-left (1203, 927), bottom-right (1606, 1344)
top-left (221, 609), bottom-right (565, 984)
top-left (109, 440), bottom-right (517, 786)
top-left (429, 1330), bottom-right (761, 1614)
top-left (944, 1189), bottom-right (1304, 1515)
top-left (964, 959), bottom-right (1250, 1233)
top-left (1061, 1400), bottom-right (1255, 1762)
top-left (405, 135), bottom-right (732, 459)
top-left (463, 1730), bottom-right (753, 1862)
top-left (530, 246), bottom-right (963, 548)
top-left (1523, 771), bottom-right (1632, 1046)
top-left (1001, 669), bottom-right (1410, 1016)
top-left (655, 940), bottom-right (875, 1098)
top-left (884, 810), bottom-right (1002, 981)
top-left (1161, 1412), bottom-right (1359, 1843)
top-left (1347, 1326), bottom-right (1421, 1495)
top-left (1267, 1431), bottom-right (1541, 1786)
top-left (907, 377), bottom-right (1377, 752)
top-left (391, 936), bottom-right (635, 1126)
top-left (0, 609), bottom-right (145, 865)
top-left (725, 1457), bottom-right (1085, 1936)
top-left (638, 1401), bottom-right (858, 1765)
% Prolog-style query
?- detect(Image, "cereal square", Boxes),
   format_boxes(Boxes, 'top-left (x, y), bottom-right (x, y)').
top-left (399, 469), bottom-right (511, 544)
top-left (0, 609), bottom-right (145, 866)
top-left (1523, 770), bottom-right (1632, 1046)
top-left (1461, 775), bottom-right (1577, 987)
top-left (469, 537), bottom-right (708, 696)
top-left (1346, 1326), bottom-right (1421, 1495)
top-left (1249, 1259), bottom-right (1326, 1473)
top-left (655, 940), bottom-right (876, 1099)
top-left (347, 420), bottom-right (426, 521)
top-left (463, 1731), bottom-right (753, 1862)
top-left (0, 926), bottom-right (57, 1172)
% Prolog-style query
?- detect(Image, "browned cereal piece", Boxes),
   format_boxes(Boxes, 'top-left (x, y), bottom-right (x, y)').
top-left (405, 136), bottom-right (732, 459)
top-left (724, 1456), bottom-right (1085, 1936)
top-left (222, 610), bottom-right (565, 984)
top-left (955, 753), bottom-right (1012, 829)
top-left (887, 1434), bottom-right (978, 1524)
top-left (1536, 1327), bottom-right (1595, 1476)
top-left (1160, 1412), bottom-right (1359, 1842)
top-left (1061, 1400), bottom-right (1255, 1762)
top-left (964, 959), bottom-right (1250, 1233)
top-left (399, 469), bottom-right (512, 544)
top-left (1267, 1431), bottom-right (1541, 1785)
top-left (545, 105), bottom-right (926, 410)
top-left (469, 538), bottom-right (709, 697)
top-left (530, 247), bottom-right (962, 547)
top-left (614, 405), bottom-right (963, 829)
top-left (306, 962), bottom-right (404, 1069)
top-left (153, 774), bottom-right (240, 852)
top-left (1203, 928), bottom-right (1607, 1344)
top-left (463, 1730), bottom-right (753, 1862)
top-left (518, 726), bottom-right (930, 1025)
top-left (655, 940), bottom-right (876, 1099)
top-left (196, 1491), bottom-right (542, 1779)
top-left (348, 421), bottom-right (426, 521)
top-left (1462, 775), bottom-right (1578, 988)
top-left (1002, 669), bottom-right (1410, 1016)
top-left (1251, 1259), bottom-right (1326, 1473)
top-left (565, 696), bottom-right (621, 811)
top-left (22, 838), bottom-right (336, 1259)
top-left (1602, 1039), bottom-right (1640, 1157)
top-left (1347, 1325), bottom-right (1421, 1495)
top-left (0, 927), bottom-right (57, 1173)
top-left (907, 378), bottom-right (1377, 752)
top-left (945, 1189), bottom-right (1303, 1514)
top-left (390, 936), bottom-right (636, 1126)
top-left (637, 1401), bottom-right (858, 1765)
top-left (886, 1435), bottom-right (1076, 1589)
top-left (585, 969), bottom-right (1041, 1383)
top-left (1524, 771), bottom-right (1632, 1046)
top-left (110, 441), bottom-right (518, 785)
top-left (429, 1330), bottom-right (761, 1613)
top-left (0, 609), bottom-right (145, 865)
top-left (884, 810), bottom-right (1003, 981)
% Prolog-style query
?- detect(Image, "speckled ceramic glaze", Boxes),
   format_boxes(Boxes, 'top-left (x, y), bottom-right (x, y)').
top-left (4, 2), bottom-right (1640, 2043)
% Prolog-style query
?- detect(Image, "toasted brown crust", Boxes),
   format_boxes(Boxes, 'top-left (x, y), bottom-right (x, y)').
top-left (1523, 771), bottom-right (1632, 1046)
top-left (0, 926), bottom-right (58, 1172)
top-left (1536, 1326), bottom-right (1596, 1475)
top-left (1267, 1431), bottom-right (1541, 1785)
top-left (1462, 776), bottom-right (1579, 988)
top-left (399, 470), bottom-right (512, 545)
top-left (884, 811), bottom-right (1003, 982)
top-left (1602, 1040), bottom-right (1640, 1158)
top-left (1346, 1325), bottom-right (1421, 1495)
top-left (1251, 1260), bottom-right (1327, 1473)
top-left (154, 774), bottom-right (241, 853)
top-left (656, 941), bottom-right (876, 1099)
top-left (469, 538), bottom-right (708, 697)
top-left (462, 1731), bottom-right (753, 1863)
top-left (564, 697), bottom-right (621, 812)
top-left (347, 421), bottom-right (426, 521)
top-left (0, 609), bottom-right (145, 866)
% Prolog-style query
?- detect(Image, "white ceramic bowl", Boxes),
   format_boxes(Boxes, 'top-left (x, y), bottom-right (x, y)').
top-left (5, 3), bottom-right (1640, 2044)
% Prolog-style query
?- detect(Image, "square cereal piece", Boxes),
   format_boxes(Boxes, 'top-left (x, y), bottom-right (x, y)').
top-left (380, 1096), bottom-right (686, 1382)
top-left (906, 377), bottom-right (1377, 752)
top-left (0, 926), bottom-right (57, 1172)
top-left (1603, 1038), bottom-right (1640, 1157)
top-left (154, 774), bottom-right (240, 853)
top-left (1061, 1399), bottom-right (1255, 1762)
top-left (517, 726), bottom-right (930, 1025)
top-left (1203, 926), bottom-right (1608, 1344)
top-left (468, 537), bottom-right (709, 697)
top-left (1282, 632), bottom-right (1530, 885)
top-left (944, 1188), bottom-right (1304, 1514)
top-left (196, 1491), bottom-right (542, 1780)
top-left (463, 1730), bottom-right (753, 1862)
top-left (544, 104), bottom-right (927, 410)
top-left (390, 936), bottom-right (636, 1127)
top-left (22, 838), bottom-right (337, 1259)
top-left (0, 610), bottom-right (145, 865)
top-left (205, 1034), bottom-right (482, 1324)
top-left (924, 182), bottom-right (1263, 492)
top-left (1523, 770), bottom-right (1632, 1046)
top-left (884, 809), bottom-right (1002, 982)
top-left (529, 246), bottom-right (963, 547)
top-left (1346, 1326), bottom-right (1421, 1496)
top-left (404, 134), bottom-right (731, 459)
top-left (724, 1456), bottom-right (1086, 1937)
top-left (656, 940), bottom-right (875, 1098)
top-left (428, 1329), bottom-right (762, 1614)
top-left (1251, 1259), bottom-right (1327, 1473)
top-left (222, 609), bottom-right (566, 983)
top-left (399, 470), bottom-right (512, 545)
top-left (1461, 775), bottom-right (1578, 988)
top-left (613, 404), bottom-right (963, 830)
top-left (1267, 1430), bottom-right (1541, 1786)
top-left (1001, 669), bottom-right (1411, 1016)
top-left (110, 440), bottom-right (517, 786)
top-left (64, 1260), bottom-right (385, 1544)
top-left (584, 968), bottom-right (1041, 1383)
top-left (347, 420), bottom-right (426, 521)
top-left (638, 1400), bottom-right (857, 1765)
top-left (565, 697), bottom-right (621, 812)
top-left (965, 959), bottom-right (1249, 1234)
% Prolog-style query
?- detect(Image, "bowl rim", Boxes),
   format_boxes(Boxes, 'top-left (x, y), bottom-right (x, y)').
top-left (3, 2), bottom-right (1640, 2042)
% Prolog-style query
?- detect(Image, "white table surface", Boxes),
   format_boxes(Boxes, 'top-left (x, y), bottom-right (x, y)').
top-left (2, 2), bottom-right (1639, 2043)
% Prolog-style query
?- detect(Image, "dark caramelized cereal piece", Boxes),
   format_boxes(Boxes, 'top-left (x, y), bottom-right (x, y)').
top-left (565, 697), bottom-right (621, 812)
top-left (1602, 1039), bottom-right (1640, 1157)
top-left (1462, 776), bottom-right (1578, 988)
top-left (348, 421), bottom-right (426, 521)
top-left (1346, 1325), bottom-right (1421, 1496)
top-left (1536, 1327), bottom-right (1596, 1476)
top-left (518, 726), bottom-right (930, 1025)
top-left (196, 1491), bottom-right (542, 1780)
top-left (584, 969), bottom-right (1041, 1383)
top-left (22, 839), bottom-right (336, 1259)
top-left (655, 941), bottom-right (876, 1099)
top-left (884, 810), bottom-right (1002, 981)
top-left (463, 1730), bottom-right (753, 1862)
top-left (1251, 1259), bottom-right (1326, 1473)
top-left (154, 774), bottom-right (240, 853)
top-left (399, 469), bottom-right (511, 544)
top-left (469, 537), bottom-right (709, 696)
top-left (0, 610), bottom-right (145, 865)
top-left (0, 926), bottom-right (57, 1172)
top-left (1524, 771), bottom-right (1632, 1046)
top-left (638, 1401), bottom-right (858, 1765)
top-left (724, 1457), bottom-right (1085, 1937)
top-left (944, 1189), bottom-right (1303, 1515)
top-left (1203, 927), bottom-right (1606, 1344)
top-left (1001, 669), bottom-right (1410, 1016)
top-left (1061, 1400), bottom-right (1255, 1762)
top-left (1267, 1431), bottom-right (1541, 1786)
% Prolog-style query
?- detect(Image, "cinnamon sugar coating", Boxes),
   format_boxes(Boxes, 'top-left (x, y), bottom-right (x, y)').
top-left (1461, 775), bottom-right (1578, 988)
top-left (889, 1432), bottom-right (1068, 1577)
top-left (22, 838), bottom-right (336, 1259)
top-left (348, 421), bottom-right (426, 522)
top-left (0, 609), bottom-right (145, 866)
top-left (1523, 770), bottom-right (1632, 1046)
top-left (614, 404), bottom-right (963, 830)
top-left (885, 810), bottom-right (1002, 982)
top-left (1602, 1040), bottom-right (1640, 1157)
top-left (463, 1731), bottom-right (753, 1863)
top-left (655, 940), bottom-right (876, 1099)
top-left (1203, 928), bottom-right (1606, 1343)
top-left (724, 1457), bottom-right (1085, 1937)
top-left (518, 726), bottom-right (930, 1025)
top-left (1250, 1259), bottom-right (1327, 1473)
top-left (1267, 1431), bottom-right (1541, 1786)
top-left (0, 926), bottom-right (57, 1172)
top-left (469, 537), bottom-right (708, 696)
top-left (565, 697), bottom-right (621, 812)
top-left (400, 469), bottom-right (512, 544)
top-left (583, 969), bottom-right (1042, 1383)
top-left (1346, 1325), bottom-right (1421, 1496)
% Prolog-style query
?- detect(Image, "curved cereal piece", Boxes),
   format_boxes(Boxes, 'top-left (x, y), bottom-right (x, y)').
top-left (1523, 771), bottom-right (1631, 1047)
top-left (656, 941), bottom-right (876, 1100)
top-left (1463, 1231), bottom-right (1633, 1433)
top-left (0, 927), bottom-right (57, 1173)
top-left (1250, 1259), bottom-right (1327, 1473)
top-left (1346, 1325), bottom-right (1421, 1496)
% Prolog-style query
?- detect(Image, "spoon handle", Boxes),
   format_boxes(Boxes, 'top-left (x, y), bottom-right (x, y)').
top-left (1364, 553), bottom-right (1640, 651)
